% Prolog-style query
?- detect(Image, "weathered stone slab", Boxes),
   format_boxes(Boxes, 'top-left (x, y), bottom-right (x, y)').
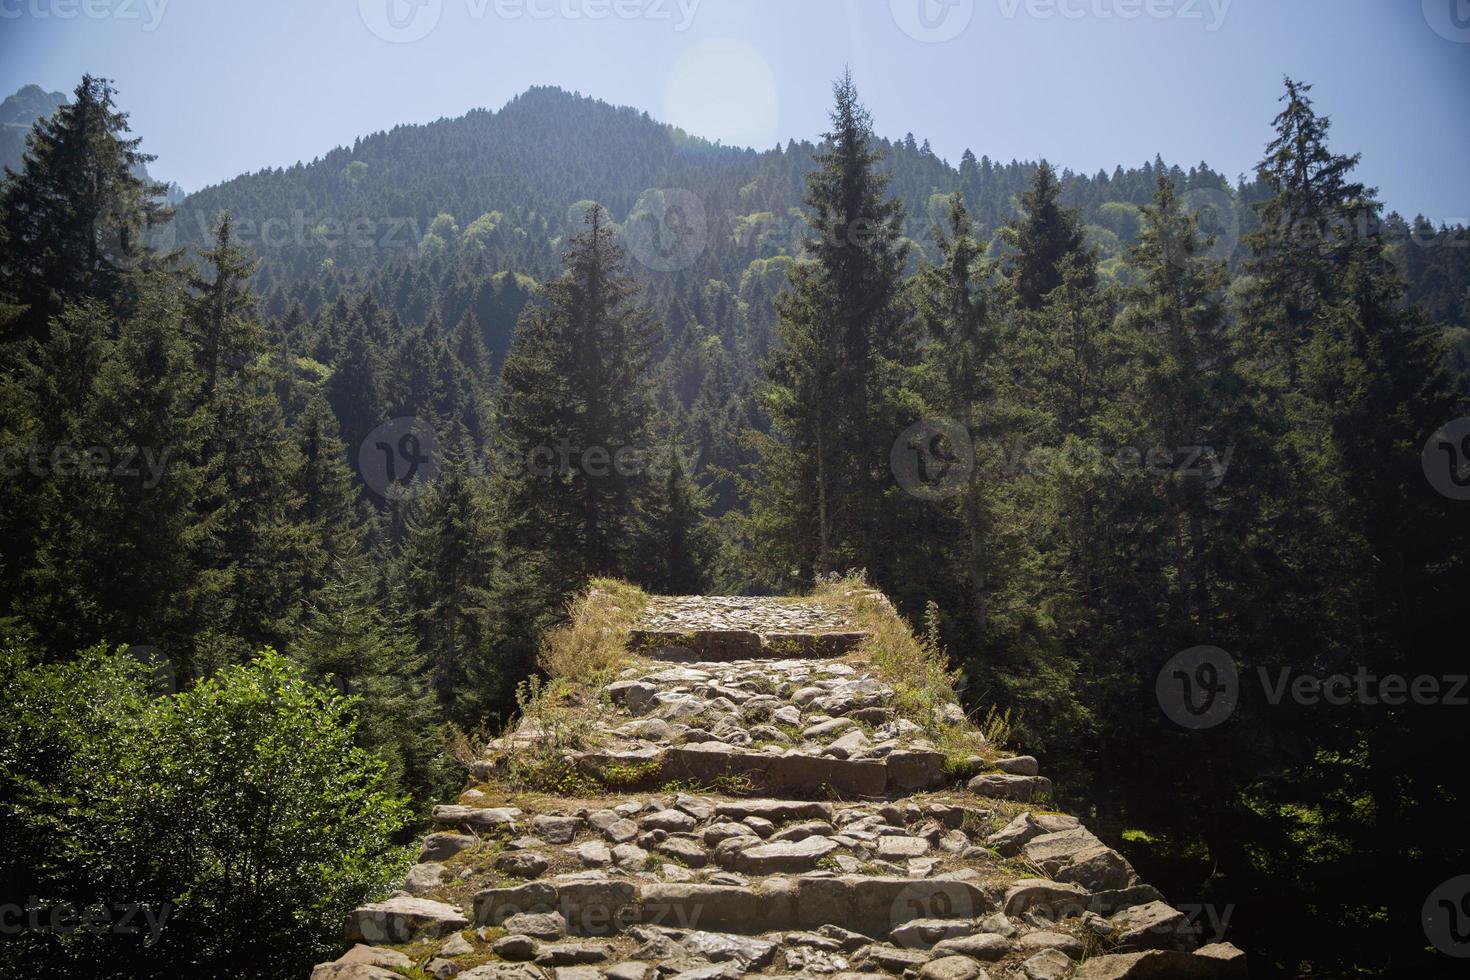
top-left (967, 774), bottom-right (1052, 801)
top-left (932, 932), bottom-right (1013, 960)
top-left (885, 749), bottom-right (947, 791)
top-left (637, 882), bottom-right (771, 931)
top-left (1023, 827), bottom-right (1105, 872)
top-left (1109, 900), bottom-right (1197, 951)
top-left (919, 955), bottom-right (991, 980)
top-left (432, 805), bottom-right (522, 831)
top-left (557, 879), bottom-right (638, 935)
top-left (1003, 879), bottom-right (1091, 917)
top-left (345, 897), bottom-right (468, 944)
top-left (310, 965), bottom-right (405, 980)
top-left (728, 834), bottom-right (838, 873)
top-left (1074, 943), bottom-right (1247, 979)
top-left (311, 945), bottom-right (412, 980)
top-left (714, 799), bottom-right (835, 823)
top-left (474, 882), bottom-right (559, 925)
top-left (664, 744), bottom-right (887, 796)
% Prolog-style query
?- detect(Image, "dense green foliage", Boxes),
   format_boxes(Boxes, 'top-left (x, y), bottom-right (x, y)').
top-left (1, 73), bottom-right (1466, 978)
top-left (0, 641), bottom-right (410, 980)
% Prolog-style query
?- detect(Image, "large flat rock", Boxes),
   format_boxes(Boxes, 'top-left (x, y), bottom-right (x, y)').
top-left (664, 743), bottom-right (888, 797)
top-left (345, 897), bottom-right (468, 944)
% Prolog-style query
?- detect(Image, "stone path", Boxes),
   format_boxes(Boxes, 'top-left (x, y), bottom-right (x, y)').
top-left (629, 596), bottom-right (867, 661)
top-left (312, 593), bottom-right (1246, 980)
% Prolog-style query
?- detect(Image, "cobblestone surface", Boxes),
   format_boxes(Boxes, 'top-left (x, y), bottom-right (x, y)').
top-left (313, 592), bottom-right (1246, 980)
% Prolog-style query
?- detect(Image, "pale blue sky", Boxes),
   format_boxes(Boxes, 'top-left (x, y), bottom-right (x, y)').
top-left (2, 0), bottom-right (1466, 219)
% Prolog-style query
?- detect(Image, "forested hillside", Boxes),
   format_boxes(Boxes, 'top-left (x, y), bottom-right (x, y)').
top-left (164, 83), bottom-right (1470, 530)
top-left (2, 74), bottom-right (1467, 979)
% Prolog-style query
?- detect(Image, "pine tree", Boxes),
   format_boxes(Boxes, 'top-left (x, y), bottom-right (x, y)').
top-left (398, 469), bottom-right (496, 721)
top-left (911, 195), bottom-right (995, 629)
top-left (633, 432), bottom-right (716, 594)
top-left (0, 75), bottom-right (170, 342)
top-left (998, 162), bottom-right (1093, 312)
top-left (327, 315), bottom-right (387, 476)
top-left (185, 216), bottom-right (303, 660)
top-left (493, 204), bottom-right (659, 597)
top-left (747, 70), bottom-right (912, 584)
top-left (452, 309), bottom-right (491, 384)
top-left (1243, 77), bottom-right (1367, 372)
top-left (294, 561), bottom-right (454, 804)
top-left (1234, 78), bottom-right (1470, 969)
top-left (290, 393), bottom-right (364, 598)
top-left (17, 283), bottom-right (207, 661)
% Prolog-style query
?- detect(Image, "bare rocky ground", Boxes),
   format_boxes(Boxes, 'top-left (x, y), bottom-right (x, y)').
top-left (311, 589), bottom-right (1246, 980)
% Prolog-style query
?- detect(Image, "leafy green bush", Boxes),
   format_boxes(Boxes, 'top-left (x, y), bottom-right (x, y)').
top-left (0, 640), bottom-right (411, 980)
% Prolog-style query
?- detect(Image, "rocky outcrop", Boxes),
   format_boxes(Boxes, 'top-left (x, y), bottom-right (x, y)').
top-left (314, 590), bottom-right (1245, 979)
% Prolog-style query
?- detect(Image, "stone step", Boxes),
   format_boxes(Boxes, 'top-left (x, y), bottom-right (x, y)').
top-left (324, 896), bottom-right (1247, 979)
top-left (423, 794), bottom-right (995, 886)
top-left (626, 594), bottom-right (870, 663)
top-left (314, 588), bottom-right (1245, 980)
top-left (472, 874), bottom-right (994, 940)
top-left (630, 628), bottom-right (868, 662)
top-left (576, 742), bottom-right (947, 799)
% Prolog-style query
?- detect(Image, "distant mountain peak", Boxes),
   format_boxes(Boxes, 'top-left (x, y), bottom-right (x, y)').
top-left (0, 84), bottom-right (68, 127)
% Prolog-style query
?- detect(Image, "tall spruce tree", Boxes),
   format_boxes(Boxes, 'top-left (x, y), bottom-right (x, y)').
top-left (397, 468), bottom-right (496, 722)
top-left (632, 430), bottom-right (715, 595)
top-left (184, 217), bottom-right (303, 664)
top-left (492, 204), bottom-right (659, 598)
top-left (998, 162), bottom-right (1094, 313)
top-left (910, 195), bottom-right (995, 630)
top-left (1223, 77), bottom-right (1470, 971)
top-left (747, 70), bottom-right (911, 584)
top-left (1243, 77), bottom-right (1368, 374)
top-left (17, 284), bottom-right (207, 660)
top-left (0, 75), bottom-right (170, 342)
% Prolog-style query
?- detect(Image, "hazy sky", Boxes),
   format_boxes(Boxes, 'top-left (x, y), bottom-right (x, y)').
top-left (2, 0), bottom-right (1467, 219)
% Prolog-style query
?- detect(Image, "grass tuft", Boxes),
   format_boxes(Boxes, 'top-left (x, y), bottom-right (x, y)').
top-left (536, 578), bottom-right (649, 682)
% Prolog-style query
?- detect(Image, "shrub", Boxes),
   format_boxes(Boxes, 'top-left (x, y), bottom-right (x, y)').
top-left (0, 640), bottom-right (411, 980)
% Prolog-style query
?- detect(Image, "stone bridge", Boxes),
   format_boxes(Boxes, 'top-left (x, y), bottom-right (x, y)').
top-left (310, 588), bottom-right (1246, 980)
